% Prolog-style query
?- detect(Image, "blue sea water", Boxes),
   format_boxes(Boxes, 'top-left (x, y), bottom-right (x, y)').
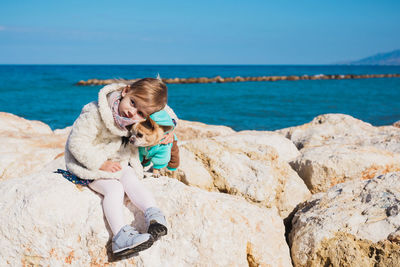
top-left (0, 65), bottom-right (399, 131)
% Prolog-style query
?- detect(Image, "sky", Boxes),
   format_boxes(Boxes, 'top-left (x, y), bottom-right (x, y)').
top-left (0, 0), bottom-right (399, 64)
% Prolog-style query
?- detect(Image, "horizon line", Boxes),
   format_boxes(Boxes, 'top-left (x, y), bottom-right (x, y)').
top-left (1, 63), bottom-right (399, 66)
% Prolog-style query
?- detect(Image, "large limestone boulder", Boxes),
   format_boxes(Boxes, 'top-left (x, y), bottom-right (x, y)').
top-left (179, 133), bottom-right (310, 218)
top-left (0, 112), bottom-right (68, 180)
top-left (0, 165), bottom-right (292, 267)
top-left (278, 114), bottom-right (400, 193)
top-left (290, 144), bottom-right (400, 193)
top-left (233, 131), bottom-right (300, 162)
top-left (175, 119), bottom-right (235, 141)
top-left (289, 172), bottom-right (400, 267)
top-left (277, 113), bottom-right (400, 153)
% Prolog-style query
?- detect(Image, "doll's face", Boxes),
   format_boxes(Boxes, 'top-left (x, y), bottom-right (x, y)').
top-left (129, 118), bottom-right (165, 147)
top-left (118, 88), bottom-right (146, 122)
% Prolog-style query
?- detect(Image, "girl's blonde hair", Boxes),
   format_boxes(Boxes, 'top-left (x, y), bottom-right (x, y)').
top-left (125, 77), bottom-right (167, 117)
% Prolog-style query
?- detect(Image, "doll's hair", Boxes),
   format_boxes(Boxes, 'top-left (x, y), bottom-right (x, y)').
top-left (125, 76), bottom-right (167, 117)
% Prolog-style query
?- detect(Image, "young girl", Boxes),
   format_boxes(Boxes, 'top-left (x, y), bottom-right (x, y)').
top-left (63, 78), bottom-right (175, 258)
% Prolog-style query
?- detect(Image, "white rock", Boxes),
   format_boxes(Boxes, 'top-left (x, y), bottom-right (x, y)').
top-left (53, 126), bottom-right (72, 136)
top-left (0, 168), bottom-right (292, 266)
top-left (278, 113), bottom-right (400, 153)
top-left (177, 146), bottom-right (214, 190)
top-left (175, 119), bottom-right (235, 141)
top-left (278, 114), bottom-right (400, 193)
top-left (0, 112), bottom-right (53, 134)
top-left (227, 131), bottom-right (300, 162)
top-left (289, 172), bottom-right (400, 266)
top-left (290, 144), bottom-right (400, 193)
top-left (0, 112), bottom-right (68, 180)
top-left (179, 135), bottom-right (310, 218)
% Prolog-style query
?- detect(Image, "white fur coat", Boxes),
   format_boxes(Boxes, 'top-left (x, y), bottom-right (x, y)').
top-left (65, 83), bottom-right (144, 180)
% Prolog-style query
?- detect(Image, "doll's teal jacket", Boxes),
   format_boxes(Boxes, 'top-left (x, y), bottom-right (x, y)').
top-left (138, 110), bottom-right (178, 170)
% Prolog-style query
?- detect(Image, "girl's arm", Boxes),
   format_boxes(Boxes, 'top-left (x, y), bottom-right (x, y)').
top-left (67, 104), bottom-right (108, 171)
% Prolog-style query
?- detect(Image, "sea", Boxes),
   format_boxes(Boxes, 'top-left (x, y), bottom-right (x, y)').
top-left (0, 65), bottom-right (399, 131)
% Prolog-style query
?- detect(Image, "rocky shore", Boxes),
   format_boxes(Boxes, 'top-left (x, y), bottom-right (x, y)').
top-left (0, 111), bottom-right (399, 266)
top-left (76, 73), bottom-right (400, 86)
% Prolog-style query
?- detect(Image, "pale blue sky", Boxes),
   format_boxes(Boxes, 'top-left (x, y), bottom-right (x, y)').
top-left (1, 0), bottom-right (399, 64)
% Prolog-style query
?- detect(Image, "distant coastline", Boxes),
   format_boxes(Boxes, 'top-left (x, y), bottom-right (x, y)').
top-left (335, 49), bottom-right (400, 66)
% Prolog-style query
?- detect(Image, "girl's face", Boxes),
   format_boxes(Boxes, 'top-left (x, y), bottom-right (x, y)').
top-left (119, 88), bottom-right (146, 122)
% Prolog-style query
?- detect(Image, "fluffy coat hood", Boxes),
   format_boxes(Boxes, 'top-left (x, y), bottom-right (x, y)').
top-left (97, 83), bottom-right (130, 137)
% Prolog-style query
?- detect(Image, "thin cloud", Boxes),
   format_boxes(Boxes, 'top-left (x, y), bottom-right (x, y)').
top-left (0, 26), bottom-right (6, 31)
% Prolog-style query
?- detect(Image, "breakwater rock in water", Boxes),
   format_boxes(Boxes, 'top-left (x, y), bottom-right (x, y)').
top-left (76, 73), bottom-right (400, 85)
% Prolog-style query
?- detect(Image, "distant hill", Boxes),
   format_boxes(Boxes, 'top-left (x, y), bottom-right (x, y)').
top-left (337, 49), bottom-right (400, 65)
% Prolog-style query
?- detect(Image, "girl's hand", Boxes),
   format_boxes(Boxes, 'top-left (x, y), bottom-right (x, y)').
top-left (100, 160), bottom-right (122, 173)
top-left (160, 131), bottom-right (174, 144)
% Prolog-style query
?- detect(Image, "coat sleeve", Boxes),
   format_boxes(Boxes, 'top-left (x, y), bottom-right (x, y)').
top-left (67, 105), bottom-right (108, 171)
top-left (163, 105), bottom-right (179, 126)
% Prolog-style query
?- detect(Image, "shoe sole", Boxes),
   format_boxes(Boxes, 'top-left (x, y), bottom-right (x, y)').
top-left (113, 237), bottom-right (154, 258)
top-left (148, 221), bottom-right (168, 240)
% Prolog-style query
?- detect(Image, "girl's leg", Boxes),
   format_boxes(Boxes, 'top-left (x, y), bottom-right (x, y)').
top-left (120, 166), bottom-right (168, 240)
top-left (119, 165), bottom-right (157, 212)
top-left (89, 178), bottom-right (155, 257)
top-left (88, 179), bottom-right (125, 236)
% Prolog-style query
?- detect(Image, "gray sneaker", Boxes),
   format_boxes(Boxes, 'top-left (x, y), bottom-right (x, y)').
top-left (145, 207), bottom-right (168, 240)
top-left (112, 225), bottom-right (154, 257)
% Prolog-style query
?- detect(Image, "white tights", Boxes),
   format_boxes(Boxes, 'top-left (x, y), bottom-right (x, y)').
top-left (88, 165), bottom-right (157, 236)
